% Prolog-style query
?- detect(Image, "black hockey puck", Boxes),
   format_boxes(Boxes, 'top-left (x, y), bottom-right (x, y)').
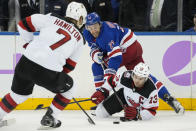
top-left (113, 121), bottom-right (120, 124)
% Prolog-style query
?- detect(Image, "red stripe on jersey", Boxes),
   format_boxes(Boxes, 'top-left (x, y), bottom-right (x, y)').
top-left (156, 82), bottom-right (163, 90)
top-left (63, 67), bottom-right (71, 73)
top-left (95, 81), bottom-right (104, 87)
top-left (5, 93), bottom-right (17, 107)
top-left (18, 21), bottom-right (27, 31)
top-left (0, 101), bottom-right (11, 113)
top-left (122, 31), bottom-right (133, 45)
top-left (108, 49), bottom-right (121, 58)
top-left (66, 58), bottom-right (76, 68)
top-left (26, 16), bottom-right (36, 32)
top-left (142, 107), bottom-right (158, 116)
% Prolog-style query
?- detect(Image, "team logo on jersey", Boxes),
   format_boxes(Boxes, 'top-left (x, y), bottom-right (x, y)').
top-left (109, 40), bottom-right (115, 49)
top-left (124, 72), bottom-right (131, 78)
top-left (140, 67), bottom-right (144, 71)
top-left (127, 96), bottom-right (140, 107)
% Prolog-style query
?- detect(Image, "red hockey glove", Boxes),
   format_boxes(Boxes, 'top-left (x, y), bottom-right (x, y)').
top-left (91, 88), bottom-right (109, 104)
top-left (124, 106), bottom-right (140, 120)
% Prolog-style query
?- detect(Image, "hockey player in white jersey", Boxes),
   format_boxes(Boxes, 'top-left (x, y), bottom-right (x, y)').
top-left (92, 63), bottom-right (159, 121)
top-left (0, 2), bottom-right (87, 128)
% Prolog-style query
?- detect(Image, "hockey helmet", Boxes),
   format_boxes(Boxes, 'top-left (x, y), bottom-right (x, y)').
top-left (133, 62), bottom-right (150, 78)
top-left (85, 12), bottom-right (101, 26)
top-left (66, 2), bottom-right (87, 25)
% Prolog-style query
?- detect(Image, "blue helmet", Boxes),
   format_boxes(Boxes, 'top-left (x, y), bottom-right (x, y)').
top-left (85, 12), bottom-right (101, 26)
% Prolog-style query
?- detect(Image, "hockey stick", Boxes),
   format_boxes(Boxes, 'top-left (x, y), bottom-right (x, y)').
top-left (35, 98), bottom-right (92, 110)
top-left (72, 97), bottom-right (96, 125)
top-left (100, 63), bottom-right (129, 121)
top-left (100, 63), bottom-right (125, 109)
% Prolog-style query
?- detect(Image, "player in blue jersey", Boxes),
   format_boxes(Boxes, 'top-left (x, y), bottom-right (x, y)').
top-left (83, 12), bottom-right (184, 114)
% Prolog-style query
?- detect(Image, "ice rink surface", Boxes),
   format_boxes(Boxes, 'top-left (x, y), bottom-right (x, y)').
top-left (1, 110), bottom-right (196, 131)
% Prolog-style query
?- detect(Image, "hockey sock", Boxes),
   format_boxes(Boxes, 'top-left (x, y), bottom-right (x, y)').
top-left (158, 86), bottom-right (171, 102)
top-left (0, 93), bottom-right (18, 115)
top-left (0, 92), bottom-right (29, 119)
top-left (50, 94), bottom-right (71, 118)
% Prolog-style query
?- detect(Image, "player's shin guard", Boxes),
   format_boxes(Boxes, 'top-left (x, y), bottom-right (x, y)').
top-left (41, 94), bottom-right (71, 128)
top-left (164, 94), bottom-right (185, 114)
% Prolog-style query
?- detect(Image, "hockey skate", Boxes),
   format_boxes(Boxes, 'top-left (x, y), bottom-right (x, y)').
top-left (38, 107), bottom-right (61, 130)
top-left (164, 94), bottom-right (185, 114)
top-left (0, 118), bottom-right (16, 128)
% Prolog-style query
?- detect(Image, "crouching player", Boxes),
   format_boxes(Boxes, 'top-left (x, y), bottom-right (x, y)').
top-left (91, 63), bottom-right (159, 121)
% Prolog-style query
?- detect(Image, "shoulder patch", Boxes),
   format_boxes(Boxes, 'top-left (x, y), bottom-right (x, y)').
top-left (123, 71), bottom-right (131, 78)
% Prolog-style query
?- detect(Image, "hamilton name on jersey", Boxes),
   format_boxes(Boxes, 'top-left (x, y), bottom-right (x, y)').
top-left (53, 18), bottom-right (81, 42)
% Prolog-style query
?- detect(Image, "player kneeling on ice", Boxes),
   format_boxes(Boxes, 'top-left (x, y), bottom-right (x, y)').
top-left (91, 63), bottom-right (159, 121)
top-left (0, 2), bottom-right (87, 128)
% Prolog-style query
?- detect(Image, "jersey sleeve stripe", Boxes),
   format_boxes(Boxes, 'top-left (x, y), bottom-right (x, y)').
top-left (108, 48), bottom-right (121, 58)
top-left (20, 19), bottom-right (33, 32)
top-left (26, 16), bottom-right (36, 32)
top-left (19, 16), bottom-right (35, 32)
top-left (121, 31), bottom-right (133, 45)
top-left (63, 58), bottom-right (77, 73)
top-left (66, 58), bottom-right (76, 67)
top-left (95, 81), bottom-right (104, 87)
top-left (142, 106), bottom-right (158, 116)
top-left (18, 20), bottom-right (28, 31)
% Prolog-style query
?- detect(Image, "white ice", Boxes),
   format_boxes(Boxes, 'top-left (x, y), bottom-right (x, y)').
top-left (1, 110), bottom-right (196, 131)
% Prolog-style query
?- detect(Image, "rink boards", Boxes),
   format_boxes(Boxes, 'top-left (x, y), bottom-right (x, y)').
top-left (0, 32), bottom-right (195, 110)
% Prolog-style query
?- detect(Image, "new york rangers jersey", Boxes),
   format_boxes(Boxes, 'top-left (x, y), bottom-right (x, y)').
top-left (83, 21), bottom-right (137, 71)
top-left (119, 71), bottom-right (159, 120)
top-left (17, 13), bottom-right (85, 73)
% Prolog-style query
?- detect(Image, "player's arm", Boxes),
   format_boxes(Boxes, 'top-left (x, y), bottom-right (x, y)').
top-left (17, 14), bottom-right (48, 46)
top-left (139, 90), bottom-right (159, 120)
top-left (102, 36), bottom-right (122, 91)
top-left (83, 29), bottom-right (103, 64)
top-left (62, 41), bottom-right (84, 74)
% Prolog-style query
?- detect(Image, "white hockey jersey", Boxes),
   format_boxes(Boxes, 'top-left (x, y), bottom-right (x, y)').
top-left (17, 13), bottom-right (85, 73)
top-left (118, 71), bottom-right (159, 120)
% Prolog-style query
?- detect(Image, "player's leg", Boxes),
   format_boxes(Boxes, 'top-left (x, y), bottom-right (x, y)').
top-left (150, 74), bottom-right (185, 114)
top-left (0, 56), bottom-right (34, 121)
top-left (95, 88), bottom-right (126, 117)
top-left (92, 63), bottom-right (104, 90)
top-left (40, 73), bottom-right (76, 128)
top-left (121, 40), bottom-right (144, 70)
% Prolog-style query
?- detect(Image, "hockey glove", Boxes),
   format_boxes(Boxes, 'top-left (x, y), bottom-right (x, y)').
top-left (90, 48), bottom-right (103, 64)
top-left (124, 106), bottom-right (140, 121)
top-left (91, 88), bottom-right (109, 104)
top-left (103, 68), bottom-right (117, 89)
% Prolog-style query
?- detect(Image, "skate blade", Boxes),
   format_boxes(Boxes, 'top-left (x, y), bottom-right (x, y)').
top-left (37, 126), bottom-right (55, 130)
top-left (0, 118), bottom-right (16, 127)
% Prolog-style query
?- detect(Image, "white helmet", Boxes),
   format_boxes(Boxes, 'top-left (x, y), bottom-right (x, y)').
top-left (66, 2), bottom-right (87, 25)
top-left (133, 62), bottom-right (150, 78)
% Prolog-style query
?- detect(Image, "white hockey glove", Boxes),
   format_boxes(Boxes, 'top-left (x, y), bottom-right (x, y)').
top-left (91, 50), bottom-right (103, 64)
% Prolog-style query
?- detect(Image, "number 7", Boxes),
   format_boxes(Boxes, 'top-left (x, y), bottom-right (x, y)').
top-left (50, 28), bottom-right (71, 50)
